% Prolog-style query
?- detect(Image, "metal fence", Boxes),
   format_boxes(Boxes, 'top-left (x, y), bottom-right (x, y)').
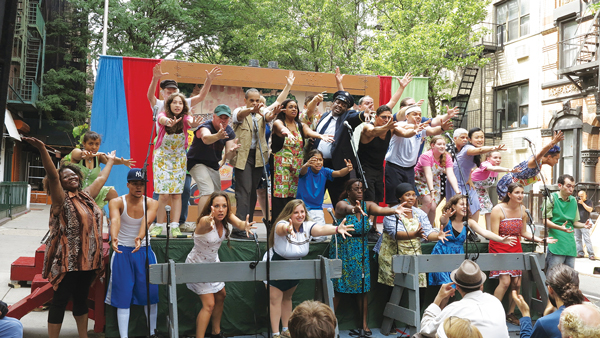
top-left (0, 182), bottom-right (29, 219)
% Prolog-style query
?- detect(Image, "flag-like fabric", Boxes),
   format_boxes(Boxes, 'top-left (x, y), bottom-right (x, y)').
top-left (90, 55), bottom-right (160, 195)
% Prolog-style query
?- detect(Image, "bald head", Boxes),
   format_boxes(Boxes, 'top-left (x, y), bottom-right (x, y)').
top-left (560, 304), bottom-right (600, 338)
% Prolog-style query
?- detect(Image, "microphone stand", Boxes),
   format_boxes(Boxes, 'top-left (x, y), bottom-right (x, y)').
top-left (525, 209), bottom-right (536, 253)
top-left (526, 141), bottom-right (550, 254)
top-left (444, 135), bottom-right (479, 261)
top-left (344, 123), bottom-right (368, 190)
top-left (165, 206), bottom-right (171, 263)
top-left (140, 104), bottom-right (159, 337)
top-left (344, 123), bottom-right (369, 338)
top-left (252, 115), bottom-right (271, 338)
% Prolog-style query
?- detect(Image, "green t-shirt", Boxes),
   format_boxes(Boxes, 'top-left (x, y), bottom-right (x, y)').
top-left (543, 192), bottom-right (578, 256)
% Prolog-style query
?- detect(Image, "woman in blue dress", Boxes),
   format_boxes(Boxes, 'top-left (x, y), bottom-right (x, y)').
top-left (429, 194), bottom-right (517, 288)
top-left (330, 178), bottom-right (408, 336)
top-left (496, 131), bottom-right (563, 200)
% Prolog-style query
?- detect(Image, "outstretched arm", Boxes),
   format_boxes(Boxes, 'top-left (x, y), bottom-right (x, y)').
top-left (529, 131), bottom-right (564, 168)
top-left (85, 150), bottom-right (116, 200)
top-left (147, 62), bottom-right (168, 108)
top-left (189, 66), bottom-right (222, 107)
top-left (23, 137), bottom-right (64, 212)
top-left (385, 73), bottom-right (413, 109)
top-left (266, 71), bottom-right (295, 111)
top-left (109, 198), bottom-right (123, 253)
top-left (335, 66), bottom-right (344, 91)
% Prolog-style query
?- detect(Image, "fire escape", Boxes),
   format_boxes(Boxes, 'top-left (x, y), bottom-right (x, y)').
top-left (449, 22), bottom-right (504, 144)
top-left (7, 0), bottom-right (45, 113)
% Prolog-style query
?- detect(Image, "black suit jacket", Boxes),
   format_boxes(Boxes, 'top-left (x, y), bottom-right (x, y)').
top-left (313, 109), bottom-right (365, 170)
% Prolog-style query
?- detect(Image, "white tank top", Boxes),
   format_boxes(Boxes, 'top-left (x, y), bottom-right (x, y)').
top-left (118, 195), bottom-right (148, 247)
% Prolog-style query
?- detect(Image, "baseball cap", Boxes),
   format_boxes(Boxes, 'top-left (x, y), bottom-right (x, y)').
top-left (160, 79), bottom-right (178, 90)
top-left (214, 104), bottom-right (232, 117)
top-left (127, 168), bottom-right (147, 182)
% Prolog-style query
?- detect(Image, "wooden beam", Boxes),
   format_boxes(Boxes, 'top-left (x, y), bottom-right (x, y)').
top-left (159, 60), bottom-right (379, 103)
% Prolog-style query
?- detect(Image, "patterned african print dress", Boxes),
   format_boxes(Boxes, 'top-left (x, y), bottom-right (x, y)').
top-left (153, 132), bottom-right (186, 194)
top-left (329, 200), bottom-right (370, 294)
top-left (489, 206), bottom-right (523, 278)
top-left (496, 155), bottom-right (540, 200)
top-left (273, 129), bottom-right (304, 198)
top-left (428, 220), bottom-right (467, 286)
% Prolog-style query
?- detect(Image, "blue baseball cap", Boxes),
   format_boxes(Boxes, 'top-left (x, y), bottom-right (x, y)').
top-left (127, 168), bottom-right (147, 182)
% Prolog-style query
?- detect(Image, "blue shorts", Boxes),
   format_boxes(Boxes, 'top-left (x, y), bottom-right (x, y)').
top-left (105, 245), bottom-right (159, 308)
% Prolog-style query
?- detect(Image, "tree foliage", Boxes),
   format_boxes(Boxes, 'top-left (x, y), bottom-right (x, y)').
top-left (362, 0), bottom-right (491, 115)
top-left (37, 67), bottom-right (91, 128)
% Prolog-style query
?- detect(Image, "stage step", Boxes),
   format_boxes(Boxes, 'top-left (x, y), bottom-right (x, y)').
top-left (10, 245), bottom-right (47, 284)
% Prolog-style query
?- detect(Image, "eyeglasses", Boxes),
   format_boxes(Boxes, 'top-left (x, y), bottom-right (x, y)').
top-left (379, 115), bottom-right (392, 120)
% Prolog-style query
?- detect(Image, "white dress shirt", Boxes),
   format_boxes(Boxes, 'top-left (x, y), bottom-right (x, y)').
top-left (420, 290), bottom-right (509, 338)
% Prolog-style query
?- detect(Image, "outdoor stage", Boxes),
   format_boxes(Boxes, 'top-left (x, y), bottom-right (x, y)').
top-left (104, 239), bottom-right (534, 337)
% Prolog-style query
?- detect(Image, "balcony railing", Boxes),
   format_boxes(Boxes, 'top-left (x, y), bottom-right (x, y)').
top-left (560, 31), bottom-right (599, 70)
top-left (472, 22), bottom-right (504, 52)
top-left (28, 3), bottom-right (45, 37)
top-left (7, 77), bottom-right (40, 106)
top-left (0, 182), bottom-right (29, 219)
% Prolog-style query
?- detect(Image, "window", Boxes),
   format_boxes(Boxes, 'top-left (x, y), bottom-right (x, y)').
top-left (495, 83), bottom-right (529, 131)
top-left (552, 115), bottom-right (582, 183)
top-left (560, 20), bottom-right (578, 70)
top-left (496, 0), bottom-right (530, 43)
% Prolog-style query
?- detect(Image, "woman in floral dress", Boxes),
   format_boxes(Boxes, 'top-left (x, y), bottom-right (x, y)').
top-left (414, 135), bottom-right (460, 225)
top-left (270, 99), bottom-right (333, 220)
top-left (331, 179), bottom-right (408, 335)
top-left (489, 182), bottom-right (557, 325)
top-left (152, 93), bottom-right (201, 237)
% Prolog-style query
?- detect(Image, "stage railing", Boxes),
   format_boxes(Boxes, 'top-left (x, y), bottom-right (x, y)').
top-left (149, 256), bottom-right (342, 338)
top-left (380, 253), bottom-right (548, 336)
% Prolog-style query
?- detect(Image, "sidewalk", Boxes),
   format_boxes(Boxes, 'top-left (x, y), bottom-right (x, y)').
top-left (1, 206), bottom-right (599, 337)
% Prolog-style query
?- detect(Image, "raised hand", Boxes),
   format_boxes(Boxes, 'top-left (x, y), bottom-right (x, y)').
top-left (206, 66), bottom-right (222, 81)
top-left (321, 134), bottom-right (334, 143)
top-left (287, 219), bottom-right (296, 238)
top-left (253, 103), bottom-right (265, 115)
top-left (337, 219), bottom-right (354, 239)
top-left (216, 126), bottom-right (229, 140)
top-left (164, 116), bottom-right (182, 127)
top-left (244, 214), bottom-right (257, 237)
top-left (398, 72), bottom-right (413, 88)
top-left (286, 70), bottom-right (295, 86)
top-left (415, 120), bottom-right (431, 133)
top-left (208, 206), bottom-right (217, 230)
top-left (561, 221), bottom-right (573, 233)
top-left (551, 131), bottom-right (565, 145)
top-left (445, 106), bottom-right (459, 119)
top-left (335, 66), bottom-right (345, 84)
top-left (355, 200), bottom-right (367, 217)
top-left (412, 225), bottom-right (425, 239)
top-left (511, 290), bottom-right (530, 317)
top-left (441, 207), bottom-right (456, 220)
top-left (438, 282), bottom-right (456, 301)
top-left (441, 118), bottom-right (453, 131)
top-left (111, 236), bottom-right (122, 253)
top-left (416, 99), bottom-right (425, 107)
top-left (395, 201), bottom-right (409, 218)
top-left (282, 127), bottom-right (297, 142)
top-left (437, 229), bottom-right (451, 243)
top-left (502, 236), bottom-right (518, 246)
top-left (271, 104), bottom-right (282, 117)
top-left (315, 93), bottom-right (324, 103)
top-left (122, 158), bottom-right (136, 168)
top-left (105, 150), bottom-right (117, 162)
top-left (22, 136), bottom-right (46, 150)
top-left (494, 144), bottom-right (507, 152)
top-left (509, 167), bottom-right (522, 173)
top-left (344, 159), bottom-right (353, 172)
top-left (152, 62), bottom-right (169, 79)
top-left (189, 115), bottom-right (203, 128)
top-left (230, 139), bottom-right (241, 152)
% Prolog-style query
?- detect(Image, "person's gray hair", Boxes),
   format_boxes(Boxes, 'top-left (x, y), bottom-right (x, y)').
top-left (453, 128), bottom-right (468, 139)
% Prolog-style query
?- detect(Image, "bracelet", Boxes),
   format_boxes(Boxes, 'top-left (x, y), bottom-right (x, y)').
top-left (335, 226), bottom-right (339, 234)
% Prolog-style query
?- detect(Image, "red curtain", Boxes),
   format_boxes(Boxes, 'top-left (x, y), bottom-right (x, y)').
top-left (378, 75), bottom-right (392, 106)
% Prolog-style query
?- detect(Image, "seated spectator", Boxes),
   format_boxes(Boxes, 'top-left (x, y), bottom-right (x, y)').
top-left (420, 260), bottom-right (509, 338)
top-left (0, 301), bottom-right (23, 338)
top-left (439, 316), bottom-right (483, 338)
top-left (559, 303), bottom-right (600, 338)
top-left (512, 264), bottom-right (584, 338)
top-left (288, 300), bottom-right (337, 338)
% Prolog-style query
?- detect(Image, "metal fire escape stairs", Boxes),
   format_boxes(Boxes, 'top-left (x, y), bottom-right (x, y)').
top-left (562, 8), bottom-right (600, 92)
top-left (450, 67), bottom-right (479, 129)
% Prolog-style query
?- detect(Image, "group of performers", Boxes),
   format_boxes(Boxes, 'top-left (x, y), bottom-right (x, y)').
top-left (26, 63), bottom-right (596, 338)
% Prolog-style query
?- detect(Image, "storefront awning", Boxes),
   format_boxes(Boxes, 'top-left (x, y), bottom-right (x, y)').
top-left (4, 110), bottom-right (21, 141)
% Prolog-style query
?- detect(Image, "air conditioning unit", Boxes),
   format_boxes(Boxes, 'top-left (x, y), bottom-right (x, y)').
top-left (515, 45), bottom-right (530, 60)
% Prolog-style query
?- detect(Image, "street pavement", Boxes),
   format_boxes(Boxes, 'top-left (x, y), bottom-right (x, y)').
top-left (1, 205), bottom-right (599, 337)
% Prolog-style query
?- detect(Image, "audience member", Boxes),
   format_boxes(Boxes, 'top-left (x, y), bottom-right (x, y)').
top-left (439, 316), bottom-right (483, 338)
top-left (0, 301), bottom-right (23, 338)
top-left (512, 264), bottom-right (584, 338)
top-left (420, 260), bottom-right (509, 338)
top-left (288, 300), bottom-right (337, 338)
top-left (544, 175), bottom-right (592, 271)
top-left (575, 190), bottom-right (595, 260)
top-left (559, 304), bottom-right (600, 338)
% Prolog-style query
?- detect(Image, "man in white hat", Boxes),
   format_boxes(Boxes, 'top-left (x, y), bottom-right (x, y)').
top-left (420, 259), bottom-right (509, 338)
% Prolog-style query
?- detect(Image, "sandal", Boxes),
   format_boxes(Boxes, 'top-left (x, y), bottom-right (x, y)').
top-left (506, 313), bottom-right (520, 326)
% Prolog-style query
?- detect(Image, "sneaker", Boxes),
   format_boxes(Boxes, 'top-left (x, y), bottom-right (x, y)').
top-left (170, 227), bottom-right (182, 237)
top-left (281, 330), bottom-right (291, 338)
top-left (150, 226), bottom-right (163, 236)
top-left (179, 221), bottom-right (197, 232)
top-left (272, 335), bottom-right (281, 338)
top-left (211, 332), bottom-right (225, 338)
